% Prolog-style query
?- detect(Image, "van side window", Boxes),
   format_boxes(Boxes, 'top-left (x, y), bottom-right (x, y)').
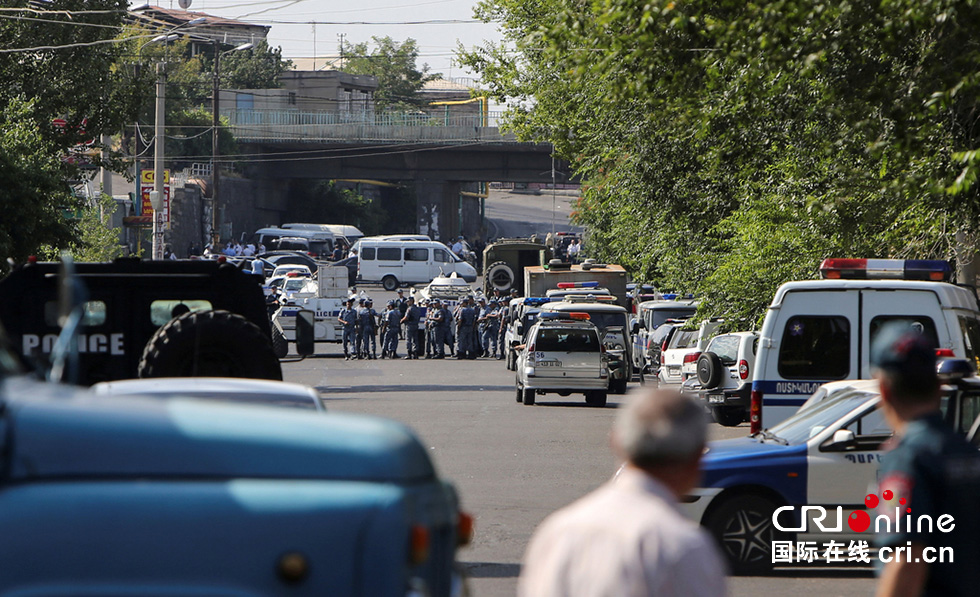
top-left (377, 247), bottom-right (401, 261)
top-left (361, 248), bottom-right (376, 261)
top-left (405, 248), bottom-right (429, 261)
top-left (434, 249), bottom-right (452, 263)
top-left (869, 316), bottom-right (939, 350)
top-left (778, 316), bottom-right (850, 380)
top-left (958, 316), bottom-right (980, 373)
top-left (44, 300), bottom-right (107, 327)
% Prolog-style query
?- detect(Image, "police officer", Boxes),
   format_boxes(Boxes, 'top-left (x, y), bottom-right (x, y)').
top-left (456, 297), bottom-right (477, 359)
top-left (427, 299), bottom-right (445, 358)
top-left (338, 298), bottom-right (357, 360)
top-left (438, 299), bottom-right (453, 358)
top-left (394, 289), bottom-right (408, 338)
top-left (380, 300), bottom-right (401, 358)
top-left (358, 298), bottom-right (378, 359)
top-left (482, 300), bottom-right (501, 359)
top-left (401, 296), bottom-right (421, 359)
top-left (475, 297), bottom-right (488, 356)
top-left (354, 297), bottom-right (366, 358)
top-left (873, 325), bottom-right (980, 597)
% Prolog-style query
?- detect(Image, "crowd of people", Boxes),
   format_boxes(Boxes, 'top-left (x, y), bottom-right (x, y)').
top-left (337, 287), bottom-right (518, 360)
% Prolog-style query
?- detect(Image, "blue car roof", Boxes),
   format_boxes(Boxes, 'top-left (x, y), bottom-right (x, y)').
top-left (5, 378), bottom-right (435, 483)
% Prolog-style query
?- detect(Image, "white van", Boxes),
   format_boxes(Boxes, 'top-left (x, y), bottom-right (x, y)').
top-left (750, 258), bottom-right (980, 434)
top-left (356, 239), bottom-right (477, 290)
top-left (282, 223), bottom-right (364, 244)
top-left (253, 227), bottom-right (334, 259)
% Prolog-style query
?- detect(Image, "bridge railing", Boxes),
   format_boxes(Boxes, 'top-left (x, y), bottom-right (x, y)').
top-left (222, 109), bottom-right (520, 144)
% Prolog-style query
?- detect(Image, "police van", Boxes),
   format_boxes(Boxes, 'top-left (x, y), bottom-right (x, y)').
top-left (750, 258), bottom-right (980, 434)
top-left (356, 239), bottom-right (478, 290)
top-left (253, 227), bottom-right (335, 259)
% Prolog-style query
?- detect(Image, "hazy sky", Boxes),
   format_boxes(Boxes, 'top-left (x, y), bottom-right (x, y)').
top-left (137, 0), bottom-right (504, 79)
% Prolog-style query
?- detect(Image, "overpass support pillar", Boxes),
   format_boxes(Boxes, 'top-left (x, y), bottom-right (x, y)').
top-left (415, 180), bottom-right (460, 243)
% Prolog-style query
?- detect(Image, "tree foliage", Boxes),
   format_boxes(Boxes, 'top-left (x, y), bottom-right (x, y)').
top-left (342, 36), bottom-right (440, 110)
top-left (40, 194), bottom-right (125, 263)
top-left (0, 0), bottom-right (137, 267)
top-left (461, 0), bottom-right (980, 327)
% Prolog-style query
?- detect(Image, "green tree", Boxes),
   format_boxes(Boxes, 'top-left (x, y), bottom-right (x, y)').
top-left (342, 36), bottom-right (440, 110)
top-left (461, 0), bottom-right (980, 326)
top-left (0, 0), bottom-right (139, 267)
top-left (39, 194), bottom-right (125, 263)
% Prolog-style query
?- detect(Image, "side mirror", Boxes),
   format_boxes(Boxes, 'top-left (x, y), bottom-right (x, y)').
top-left (295, 309), bottom-right (315, 357)
top-left (516, 323), bottom-right (524, 336)
top-left (631, 322), bottom-right (640, 335)
top-left (823, 428), bottom-right (856, 451)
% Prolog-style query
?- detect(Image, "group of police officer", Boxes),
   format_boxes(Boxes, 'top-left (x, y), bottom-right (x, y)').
top-left (337, 287), bottom-right (518, 360)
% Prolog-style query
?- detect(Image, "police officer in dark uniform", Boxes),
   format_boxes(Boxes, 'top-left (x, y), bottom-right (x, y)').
top-left (456, 297), bottom-right (476, 359)
top-left (872, 325), bottom-right (980, 597)
top-left (358, 298), bottom-right (378, 359)
top-left (426, 299), bottom-right (444, 358)
top-left (338, 298), bottom-right (357, 360)
top-left (401, 296), bottom-right (421, 359)
top-left (395, 289), bottom-right (408, 338)
top-left (381, 300), bottom-right (401, 358)
top-left (353, 297), bottom-right (366, 358)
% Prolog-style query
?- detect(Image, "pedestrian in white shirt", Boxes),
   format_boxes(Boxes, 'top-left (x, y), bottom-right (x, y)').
top-left (567, 238), bottom-right (581, 263)
top-left (519, 389), bottom-right (727, 597)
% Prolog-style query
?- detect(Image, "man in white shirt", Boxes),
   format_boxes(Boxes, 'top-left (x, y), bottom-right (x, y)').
top-left (567, 238), bottom-right (581, 263)
top-left (451, 236), bottom-right (465, 258)
top-left (519, 389), bottom-right (727, 597)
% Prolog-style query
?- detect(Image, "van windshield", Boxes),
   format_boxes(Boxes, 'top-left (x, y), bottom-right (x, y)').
top-left (652, 308), bottom-right (696, 328)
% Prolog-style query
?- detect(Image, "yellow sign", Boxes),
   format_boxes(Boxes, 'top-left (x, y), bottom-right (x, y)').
top-left (140, 169), bottom-right (171, 185)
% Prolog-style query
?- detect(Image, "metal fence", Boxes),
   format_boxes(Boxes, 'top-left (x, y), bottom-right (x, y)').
top-left (221, 109), bottom-right (519, 144)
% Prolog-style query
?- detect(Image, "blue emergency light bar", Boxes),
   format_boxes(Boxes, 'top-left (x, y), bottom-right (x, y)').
top-left (556, 281), bottom-right (599, 289)
top-left (819, 258), bottom-right (952, 282)
top-left (662, 293), bottom-right (678, 300)
top-left (523, 297), bottom-right (554, 305)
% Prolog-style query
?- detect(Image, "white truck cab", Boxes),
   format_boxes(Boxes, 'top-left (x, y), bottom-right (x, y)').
top-left (750, 258), bottom-right (980, 434)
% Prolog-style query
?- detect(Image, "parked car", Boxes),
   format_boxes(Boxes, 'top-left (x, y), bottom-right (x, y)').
top-left (682, 364), bottom-right (980, 575)
top-left (658, 319), bottom-right (722, 387)
top-left (357, 239), bottom-right (477, 290)
top-left (696, 331), bottom-right (759, 426)
top-left (91, 377), bottom-right (325, 411)
top-left (515, 314), bottom-right (609, 406)
top-left (271, 264), bottom-right (312, 279)
top-left (258, 251), bottom-right (320, 273)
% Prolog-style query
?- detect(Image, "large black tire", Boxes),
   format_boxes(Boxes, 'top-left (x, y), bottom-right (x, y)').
top-left (585, 390), bottom-right (607, 407)
top-left (610, 377), bottom-right (628, 395)
top-left (138, 310), bottom-right (283, 381)
top-left (515, 383), bottom-right (523, 403)
top-left (271, 321), bottom-right (289, 359)
top-left (382, 275), bottom-right (399, 291)
top-left (697, 352), bottom-right (724, 389)
top-left (704, 495), bottom-right (782, 575)
top-left (712, 406), bottom-right (745, 427)
top-left (522, 387), bottom-right (536, 405)
top-left (484, 261), bottom-right (515, 293)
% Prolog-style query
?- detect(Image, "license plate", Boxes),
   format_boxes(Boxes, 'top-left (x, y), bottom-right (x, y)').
top-left (667, 366), bottom-right (681, 374)
top-left (708, 394), bottom-right (725, 404)
top-left (537, 360), bottom-right (562, 367)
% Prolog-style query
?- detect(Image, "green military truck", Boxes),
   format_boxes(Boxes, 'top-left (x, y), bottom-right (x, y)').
top-left (482, 237), bottom-right (553, 295)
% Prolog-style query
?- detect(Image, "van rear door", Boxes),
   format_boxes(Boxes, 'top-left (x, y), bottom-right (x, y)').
top-left (757, 290), bottom-right (859, 426)
top-left (860, 289), bottom-right (947, 378)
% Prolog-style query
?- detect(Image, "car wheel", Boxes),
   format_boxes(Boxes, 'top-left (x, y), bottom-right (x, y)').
top-left (522, 387), bottom-right (536, 405)
top-left (639, 369), bottom-right (646, 385)
top-left (506, 349), bottom-right (514, 371)
top-left (704, 495), bottom-right (782, 575)
top-left (585, 390), bottom-right (607, 407)
top-left (382, 275), bottom-right (399, 291)
top-left (271, 321), bottom-right (289, 359)
top-left (712, 406), bottom-right (745, 427)
top-left (484, 261), bottom-right (515, 292)
top-left (612, 378), bottom-right (629, 395)
top-left (139, 310), bottom-right (283, 381)
top-left (516, 383), bottom-right (523, 403)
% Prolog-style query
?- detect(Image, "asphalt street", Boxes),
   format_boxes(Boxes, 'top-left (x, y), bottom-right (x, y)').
top-left (282, 335), bottom-right (876, 597)
top-left (279, 189), bottom-right (875, 595)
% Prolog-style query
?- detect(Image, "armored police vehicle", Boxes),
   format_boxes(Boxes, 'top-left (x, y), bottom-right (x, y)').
top-left (750, 258), bottom-right (980, 434)
top-left (0, 258), bottom-right (282, 385)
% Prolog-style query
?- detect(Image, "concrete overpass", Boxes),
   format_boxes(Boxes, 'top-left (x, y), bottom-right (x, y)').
top-left (223, 109), bottom-right (575, 240)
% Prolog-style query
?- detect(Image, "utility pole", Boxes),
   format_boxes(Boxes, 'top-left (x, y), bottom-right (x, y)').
top-left (211, 44), bottom-right (221, 250)
top-left (151, 62), bottom-right (166, 261)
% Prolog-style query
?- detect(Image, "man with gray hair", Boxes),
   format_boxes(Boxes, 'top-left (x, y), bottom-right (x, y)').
top-left (518, 389), bottom-right (726, 597)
